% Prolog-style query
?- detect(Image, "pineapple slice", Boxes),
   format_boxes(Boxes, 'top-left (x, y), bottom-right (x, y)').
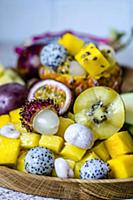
top-left (93, 141), bottom-right (110, 161)
top-left (75, 43), bottom-right (110, 77)
top-left (105, 131), bottom-right (133, 158)
top-left (0, 114), bottom-right (10, 128)
top-left (57, 117), bottom-right (74, 138)
top-left (20, 133), bottom-right (41, 149)
top-left (74, 152), bottom-right (99, 178)
top-left (0, 136), bottom-right (20, 165)
top-left (60, 143), bottom-right (86, 162)
top-left (39, 135), bottom-right (64, 154)
top-left (14, 122), bottom-right (27, 133)
top-left (108, 154), bottom-right (133, 178)
top-left (9, 108), bottom-right (21, 124)
top-left (58, 33), bottom-right (84, 56)
top-left (16, 151), bottom-right (27, 172)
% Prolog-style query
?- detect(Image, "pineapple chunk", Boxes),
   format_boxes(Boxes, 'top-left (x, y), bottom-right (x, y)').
top-left (75, 43), bottom-right (110, 76)
top-left (58, 33), bottom-right (84, 56)
top-left (0, 136), bottom-right (20, 165)
top-left (57, 117), bottom-right (74, 138)
top-left (105, 131), bottom-right (133, 158)
top-left (0, 114), bottom-right (10, 128)
top-left (16, 151), bottom-right (27, 172)
top-left (74, 152), bottom-right (99, 178)
top-left (20, 133), bottom-right (41, 149)
top-left (9, 108), bottom-right (21, 123)
top-left (14, 122), bottom-right (27, 133)
top-left (60, 143), bottom-right (86, 162)
top-left (108, 154), bottom-right (133, 178)
top-left (39, 135), bottom-right (64, 154)
top-left (93, 141), bottom-right (110, 161)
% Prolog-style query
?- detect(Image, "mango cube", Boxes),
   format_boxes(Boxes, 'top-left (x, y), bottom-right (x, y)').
top-left (0, 136), bottom-right (20, 165)
top-left (75, 43), bottom-right (110, 76)
top-left (108, 155), bottom-right (133, 178)
top-left (0, 114), bottom-right (10, 128)
top-left (58, 33), bottom-right (84, 56)
top-left (39, 135), bottom-right (64, 154)
top-left (9, 108), bottom-right (21, 123)
top-left (60, 143), bottom-right (86, 162)
top-left (16, 151), bottom-right (27, 172)
top-left (74, 152), bottom-right (99, 178)
top-left (93, 142), bottom-right (110, 161)
top-left (57, 117), bottom-right (74, 138)
top-left (105, 131), bottom-right (133, 158)
top-left (20, 133), bottom-right (41, 149)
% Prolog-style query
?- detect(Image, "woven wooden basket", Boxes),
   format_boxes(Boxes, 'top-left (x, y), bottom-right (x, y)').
top-left (0, 68), bottom-right (133, 200)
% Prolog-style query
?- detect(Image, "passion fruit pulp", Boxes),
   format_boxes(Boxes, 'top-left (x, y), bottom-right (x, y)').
top-left (28, 79), bottom-right (72, 115)
top-left (74, 86), bottom-right (125, 139)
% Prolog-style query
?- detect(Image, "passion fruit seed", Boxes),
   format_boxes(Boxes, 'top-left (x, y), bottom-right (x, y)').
top-left (33, 109), bottom-right (60, 135)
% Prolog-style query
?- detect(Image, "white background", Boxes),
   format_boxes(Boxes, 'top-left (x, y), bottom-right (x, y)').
top-left (0, 0), bottom-right (133, 67)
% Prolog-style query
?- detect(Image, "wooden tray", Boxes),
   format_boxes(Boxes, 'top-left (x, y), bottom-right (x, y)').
top-left (0, 67), bottom-right (133, 200)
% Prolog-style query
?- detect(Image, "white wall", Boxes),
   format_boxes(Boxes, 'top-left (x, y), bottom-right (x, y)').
top-left (0, 0), bottom-right (133, 66)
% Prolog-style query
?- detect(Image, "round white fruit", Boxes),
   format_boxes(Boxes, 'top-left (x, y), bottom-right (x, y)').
top-left (33, 109), bottom-right (60, 135)
top-left (64, 123), bottom-right (94, 149)
top-left (69, 61), bottom-right (86, 76)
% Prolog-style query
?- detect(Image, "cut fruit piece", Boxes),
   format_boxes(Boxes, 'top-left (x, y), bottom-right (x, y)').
top-left (14, 123), bottom-right (27, 133)
top-left (39, 135), bottom-right (64, 154)
top-left (74, 86), bottom-right (125, 139)
top-left (60, 143), bottom-right (86, 162)
top-left (16, 151), bottom-right (27, 172)
top-left (74, 152), bottom-right (99, 178)
top-left (105, 131), bottom-right (133, 158)
top-left (28, 79), bottom-right (72, 115)
top-left (93, 141), bottom-right (110, 161)
top-left (0, 135), bottom-right (20, 165)
top-left (121, 93), bottom-right (133, 125)
top-left (20, 133), bottom-right (41, 149)
top-left (75, 43), bottom-right (110, 77)
top-left (58, 33), bottom-right (84, 56)
top-left (9, 108), bottom-right (21, 124)
top-left (108, 154), bottom-right (133, 178)
top-left (0, 114), bottom-right (10, 128)
top-left (57, 117), bottom-right (74, 138)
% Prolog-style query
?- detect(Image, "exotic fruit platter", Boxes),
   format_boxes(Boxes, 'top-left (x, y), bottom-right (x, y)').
top-left (0, 31), bottom-right (133, 200)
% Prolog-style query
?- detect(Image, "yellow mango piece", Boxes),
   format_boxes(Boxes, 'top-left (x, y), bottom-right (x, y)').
top-left (75, 43), bottom-right (110, 77)
top-left (93, 141), bottom-right (110, 161)
top-left (58, 33), bottom-right (84, 56)
top-left (16, 151), bottom-right (27, 172)
top-left (0, 114), bottom-right (10, 128)
top-left (9, 108), bottom-right (21, 123)
top-left (105, 131), bottom-right (133, 158)
top-left (39, 135), bottom-right (64, 154)
top-left (108, 154), bottom-right (133, 178)
top-left (74, 152), bottom-right (99, 178)
top-left (0, 136), bottom-right (20, 165)
top-left (60, 143), bottom-right (86, 162)
top-left (14, 122), bottom-right (27, 133)
top-left (20, 133), bottom-right (41, 149)
top-left (57, 117), bottom-right (74, 138)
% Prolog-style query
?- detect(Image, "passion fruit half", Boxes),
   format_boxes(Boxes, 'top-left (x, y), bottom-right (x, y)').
top-left (28, 79), bottom-right (72, 115)
top-left (74, 86), bottom-right (125, 139)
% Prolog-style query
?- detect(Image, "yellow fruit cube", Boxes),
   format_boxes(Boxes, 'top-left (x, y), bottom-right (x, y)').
top-left (14, 122), bottom-right (27, 133)
top-left (105, 131), bottom-right (133, 158)
top-left (16, 151), bottom-right (27, 172)
top-left (0, 114), bottom-right (10, 128)
top-left (74, 152), bottom-right (99, 178)
top-left (20, 133), bottom-right (41, 149)
top-left (58, 33), bottom-right (84, 56)
top-left (9, 108), bottom-right (21, 123)
top-left (93, 142), bottom-right (110, 161)
top-left (60, 143), bottom-right (86, 162)
top-left (39, 135), bottom-right (64, 154)
top-left (75, 43), bottom-right (110, 76)
top-left (108, 155), bottom-right (133, 178)
top-left (0, 136), bottom-right (20, 165)
top-left (57, 117), bottom-right (74, 138)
